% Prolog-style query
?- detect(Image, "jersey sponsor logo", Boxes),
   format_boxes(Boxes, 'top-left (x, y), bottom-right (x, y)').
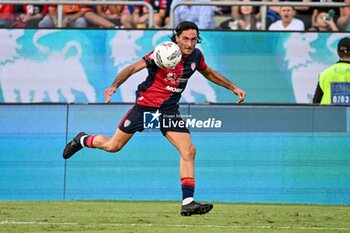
top-left (165, 73), bottom-right (188, 84)
top-left (165, 73), bottom-right (178, 84)
top-left (165, 85), bottom-right (183, 93)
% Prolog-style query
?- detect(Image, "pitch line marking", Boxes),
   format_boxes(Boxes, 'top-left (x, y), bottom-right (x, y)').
top-left (0, 220), bottom-right (77, 225)
top-left (102, 223), bottom-right (350, 231)
top-left (1, 221), bottom-right (350, 231)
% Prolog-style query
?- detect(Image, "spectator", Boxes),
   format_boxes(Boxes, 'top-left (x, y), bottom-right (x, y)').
top-left (0, 4), bottom-right (15, 27)
top-left (217, 0), bottom-right (241, 22)
top-left (38, 5), bottom-right (88, 28)
top-left (337, 16), bottom-right (350, 31)
top-left (119, 6), bottom-right (134, 28)
top-left (289, 0), bottom-right (313, 30)
top-left (38, 5), bottom-right (115, 28)
top-left (133, 0), bottom-right (168, 28)
top-left (312, 0), bottom-right (342, 27)
top-left (163, 0), bottom-right (173, 27)
top-left (219, 0), bottom-right (262, 30)
top-left (262, 0), bottom-right (281, 28)
top-left (171, 0), bottom-right (215, 29)
top-left (15, 5), bottom-right (48, 28)
top-left (313, 37), bottom-right (350, 104)
top-left (309, 10), bottom-right (339, 31)
top-left (82, 5), bottom-right (116, 28)
top-left (268, 6), bottom-right (305, 31)
top-left (121, 3), bottom-right (138, 28)
top-left (96, 4), bottom-right (124, 27)
top-left (337, 0), bottom-right (350, 31)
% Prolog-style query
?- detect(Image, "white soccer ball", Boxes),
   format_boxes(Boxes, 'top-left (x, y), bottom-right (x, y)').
top-left (153, 41), bottom-right (182, 69)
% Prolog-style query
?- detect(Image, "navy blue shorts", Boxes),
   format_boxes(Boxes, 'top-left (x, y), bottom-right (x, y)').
top-left (118, 104), bottom-right (190, 135)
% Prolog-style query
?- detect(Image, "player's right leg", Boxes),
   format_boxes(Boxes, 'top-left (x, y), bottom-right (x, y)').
top-left (63, 128), bottom-right (134, 159)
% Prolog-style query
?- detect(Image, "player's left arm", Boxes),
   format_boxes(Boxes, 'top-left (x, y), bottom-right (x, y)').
top-left (199, 66), bottom-right (246, 104)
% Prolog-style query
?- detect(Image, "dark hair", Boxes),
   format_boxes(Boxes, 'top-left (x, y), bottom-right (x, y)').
top-left (337, 37), bottom-right (350, 58)
top-left (170, 21), bottom-right (202, 43)
top-left (237, 5), bottom-right (259, 30)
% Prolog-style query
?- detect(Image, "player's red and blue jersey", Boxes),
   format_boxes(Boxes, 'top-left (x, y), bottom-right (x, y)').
top-left (136, 48), bottom-right (207, 111)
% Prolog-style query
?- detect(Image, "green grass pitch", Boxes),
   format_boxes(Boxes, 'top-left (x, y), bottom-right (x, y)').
top-left (0, 201), bottom-right (349, 233)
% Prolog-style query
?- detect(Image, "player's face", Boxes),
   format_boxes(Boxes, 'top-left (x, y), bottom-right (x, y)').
top-left (175, 29), bottom-right (198, 57)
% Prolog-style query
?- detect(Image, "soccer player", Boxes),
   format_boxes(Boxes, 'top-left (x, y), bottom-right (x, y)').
top-left (63, 21), bottom-right (246, 216)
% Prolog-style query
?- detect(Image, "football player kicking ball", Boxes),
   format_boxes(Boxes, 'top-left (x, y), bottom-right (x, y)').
top-left (63, 21), bottom-right (246, 216)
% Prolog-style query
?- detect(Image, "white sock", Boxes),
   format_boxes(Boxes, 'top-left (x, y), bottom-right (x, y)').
top-left (182, 197), bottom-right (194, 205)
top-left (80, 135), bottom-right (88, 147)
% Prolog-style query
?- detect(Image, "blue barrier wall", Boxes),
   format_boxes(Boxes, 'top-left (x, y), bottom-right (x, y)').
top-left (0, 104), bottom-right (349, 205)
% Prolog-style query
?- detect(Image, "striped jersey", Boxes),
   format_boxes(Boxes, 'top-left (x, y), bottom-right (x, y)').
top-left (136, 48), bottom-right (207, 111)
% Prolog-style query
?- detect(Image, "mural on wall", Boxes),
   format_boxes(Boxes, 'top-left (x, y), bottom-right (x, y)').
top-left (0, 30), bottom-right (96, 103)
top-left (0, 29), bottom-right (347, 103)
top-left (284, 33), bottom-right (347, 103)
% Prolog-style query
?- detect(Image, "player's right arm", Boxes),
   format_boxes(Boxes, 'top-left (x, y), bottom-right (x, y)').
top-left (105, 59), bottom-right (147, 103)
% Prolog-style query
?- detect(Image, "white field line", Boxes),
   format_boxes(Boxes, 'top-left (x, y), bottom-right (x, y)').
top-left (0, 220), bottom-right (77, 225)
top-left (1, 221), bottom-right (350, 231)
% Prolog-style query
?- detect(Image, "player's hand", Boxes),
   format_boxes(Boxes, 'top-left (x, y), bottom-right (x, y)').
top-left (104, 86), bottom-right (117, 103)
top-left (234, 88), bottom-right (246, 104)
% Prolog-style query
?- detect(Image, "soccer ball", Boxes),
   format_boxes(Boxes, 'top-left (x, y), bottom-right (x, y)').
top-left (153, 41), bottom-right (182, 69)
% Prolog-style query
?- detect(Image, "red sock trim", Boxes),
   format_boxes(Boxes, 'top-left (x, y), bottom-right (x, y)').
top-left (86, 135), bottom-right (96, 148)
top-left (181, 177), bottom-right (195, 188)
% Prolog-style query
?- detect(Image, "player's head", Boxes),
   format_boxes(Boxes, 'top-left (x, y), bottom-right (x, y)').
top-left (337, 37), bottom-right (350, 60)
top-left (171, 21), bottom-right (202, 57)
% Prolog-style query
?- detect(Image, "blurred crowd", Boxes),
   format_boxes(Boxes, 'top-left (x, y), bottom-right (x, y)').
top-left (0, 0), bottom-right (349, 31)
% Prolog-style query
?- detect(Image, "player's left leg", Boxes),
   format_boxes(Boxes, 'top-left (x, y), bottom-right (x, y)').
top-left (165, 131), bottom-right (213, 216)
top-left (63, 129), bottom-right (134, 160)
top-left (63, 104), bottom-right (142, 160)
